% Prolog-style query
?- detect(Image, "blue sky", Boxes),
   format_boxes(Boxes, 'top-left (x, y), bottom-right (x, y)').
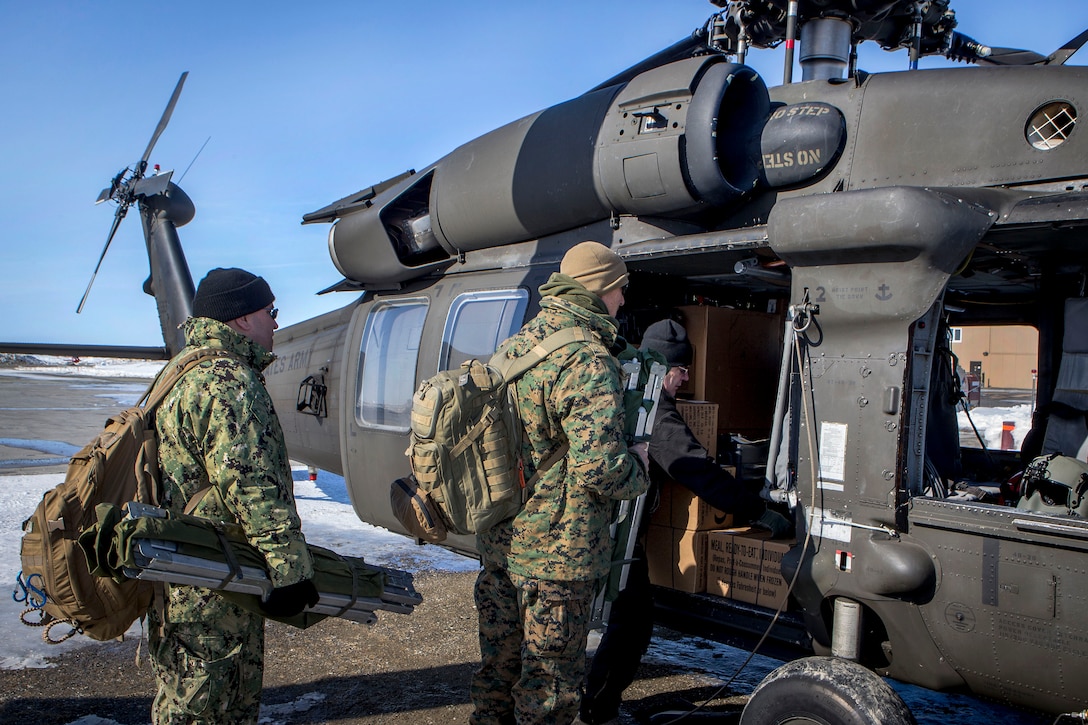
top-left (2, 1), bottom-right (1086, 347)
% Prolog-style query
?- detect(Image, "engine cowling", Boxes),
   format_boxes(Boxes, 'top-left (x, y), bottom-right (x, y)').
top-left (326, 56), bottom-right (770, 285)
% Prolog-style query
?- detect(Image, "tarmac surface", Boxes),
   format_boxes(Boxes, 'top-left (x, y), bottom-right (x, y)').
top-left (0, 369), bottom-right (148, 472)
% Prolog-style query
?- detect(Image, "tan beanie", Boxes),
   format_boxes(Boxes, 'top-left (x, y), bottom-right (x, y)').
top-left (560, 241), bottom-right (628, 296)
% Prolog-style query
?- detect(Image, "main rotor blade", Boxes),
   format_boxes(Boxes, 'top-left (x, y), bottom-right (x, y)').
top-left (76, 203), bottom-right (129, 313)
top-left (1046, 28), bottom-right (1088, 66)
top-left (978, 46), bottom-right (1048, 66)
top-left (140, 71), bottom-right (189, 166)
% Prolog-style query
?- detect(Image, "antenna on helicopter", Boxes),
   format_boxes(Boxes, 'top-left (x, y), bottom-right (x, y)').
top-left (178, 136), bottom-right (211, 185)
top-left (77, 71), bottom-right (188, 314)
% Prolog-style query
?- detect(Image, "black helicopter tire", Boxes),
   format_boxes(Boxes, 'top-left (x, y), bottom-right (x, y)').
top-left (739, 656), bottom-right (917, 725)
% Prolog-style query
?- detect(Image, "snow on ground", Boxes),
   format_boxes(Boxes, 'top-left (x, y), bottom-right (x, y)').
top-left (1, 357), bottom-right (475, 671)
top-left (0, 355), bottom-right (167, 380)
top-left (958, 403), bottom-right (1032, 452)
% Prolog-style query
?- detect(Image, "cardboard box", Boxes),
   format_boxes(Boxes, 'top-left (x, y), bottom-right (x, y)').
top-left (721, 529), bottom-right (770, 605)
top-left (705, 527), bottom-right (741, 597)
top-left (645, 524), bottom-right (708, 593)
top-left (705, 528), bottom-right (795, 610)
top-left (757, 537), bottom-right (795, 610)
top-left (650, 478), bottom-right (735, 531)
top-left (678, 306), bottom-right (784, 437)
top-left (646, 399), bottom-right (732, 531)
top-left (675, 401), bottom-right (719, 459)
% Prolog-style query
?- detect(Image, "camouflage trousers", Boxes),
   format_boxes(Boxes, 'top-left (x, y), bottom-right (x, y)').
top-left (470, 562), bottom-right (597, 725)
top-left (148, 594), bottom-right (265, 724)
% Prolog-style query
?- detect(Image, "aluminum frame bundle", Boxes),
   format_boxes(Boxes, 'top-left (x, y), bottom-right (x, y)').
top-left (123, 502), bottom-right (421, 625)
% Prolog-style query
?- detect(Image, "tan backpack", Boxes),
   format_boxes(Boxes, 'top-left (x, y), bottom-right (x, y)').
top-left (394, 327), bottom-right (589, 541)
top-left (15, 348), bottom-right (232, 642)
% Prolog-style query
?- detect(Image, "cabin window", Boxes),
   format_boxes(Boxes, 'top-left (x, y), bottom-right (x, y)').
top-left (1026, 100), bottom-right (1077, 151)
top-left (356, 298), bottom-right (428, 431)
top-left (439, 289), bottom-right (529, 372)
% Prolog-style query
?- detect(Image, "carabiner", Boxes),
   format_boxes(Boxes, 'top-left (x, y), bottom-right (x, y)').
top-left (12, 571), bottom-right (46, 609)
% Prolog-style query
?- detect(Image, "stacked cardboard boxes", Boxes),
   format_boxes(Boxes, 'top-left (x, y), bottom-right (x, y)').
top-left (651, 476), bottom-right (734, 531)
top-left (649, 519), bottom-right (797, 609)
top-left (645, 525), bottom-right (708, 593)
top-left (645, 401), bottom-right (728, 593)
top-left (646, 472), bottom-right (734, 593)
top-left (638, 310), bottom-right (796, 609)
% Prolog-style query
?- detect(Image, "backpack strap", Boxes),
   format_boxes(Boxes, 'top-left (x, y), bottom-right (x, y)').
top-left (490, 326), bottom-right (595, 492)
top-left (450, 401), bottom-right (504, 459)
top-left (183, 485), bottom-right (215, 515)
top-left (523, 440), bottom-right (570, 490)
top-left (491, 326), bottom-right (594, 381)
top-left (140, 348), bottom-right (243, 413)
top-left (144, 349), bottom-right (245, 512)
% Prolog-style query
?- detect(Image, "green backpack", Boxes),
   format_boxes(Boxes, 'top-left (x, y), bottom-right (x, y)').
top-left (395, 327), bottom-right (591, 541)
top-left (16, 348), bottom-right (233, 643)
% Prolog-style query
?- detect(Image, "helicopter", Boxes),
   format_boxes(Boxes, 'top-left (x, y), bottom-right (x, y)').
top-left (5, 0), bottom-right (1088, 722)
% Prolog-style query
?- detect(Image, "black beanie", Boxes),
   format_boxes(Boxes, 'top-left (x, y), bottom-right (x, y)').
top-left (640, 319), bottom-right (693, 366)
top-left (191, 268), bottom-right (274, 323)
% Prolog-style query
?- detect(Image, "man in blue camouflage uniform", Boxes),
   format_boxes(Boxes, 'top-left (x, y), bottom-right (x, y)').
top-left (150, 268), bottom-right (318, 724)
top-left (471, 241), bottom-right (650, 725)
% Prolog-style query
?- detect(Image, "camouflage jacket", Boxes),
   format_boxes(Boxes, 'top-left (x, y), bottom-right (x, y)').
top-left (478, 277), bottom-right (649, 581)
top-left (156, 317), bottom-right (314, 620)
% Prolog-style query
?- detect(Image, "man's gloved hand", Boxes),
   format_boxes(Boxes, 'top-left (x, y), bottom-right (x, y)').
top-left (753, 508), bottom-right (792, 539)
top-left (260, 578), bottom-right (319, 617)
top-left (629, 442), bottom-right (650, 471)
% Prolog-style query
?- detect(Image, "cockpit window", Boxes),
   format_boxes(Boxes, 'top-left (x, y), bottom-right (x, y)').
top-left (439, 289), bottom-right (529, 372)
top-left (356, 298), bottom-right (428, 431)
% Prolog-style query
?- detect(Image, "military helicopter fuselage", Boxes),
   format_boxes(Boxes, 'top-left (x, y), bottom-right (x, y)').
top-left (264, 51), bottom-right (1088, 720)
top-left (10, 1), bottom-right (1088, 721)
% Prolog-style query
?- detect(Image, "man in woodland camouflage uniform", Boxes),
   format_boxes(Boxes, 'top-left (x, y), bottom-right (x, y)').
top-left (471, 241), bottom-right (651, 725)
top-left (150, 268), bottom-right (318, 724)
top-left (578, 319), bottom-right (792, 725)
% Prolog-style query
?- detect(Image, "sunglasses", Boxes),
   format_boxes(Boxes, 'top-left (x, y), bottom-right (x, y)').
top-left (672, 365), bottom-right (689, 375)
top-left (267, 307), bottom-right (278, 320)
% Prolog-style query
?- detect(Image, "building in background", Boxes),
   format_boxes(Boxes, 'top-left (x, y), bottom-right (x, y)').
top-left (951, 325), bottom-right (1038, 390)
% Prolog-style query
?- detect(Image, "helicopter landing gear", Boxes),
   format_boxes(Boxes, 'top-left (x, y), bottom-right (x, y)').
top-left (739, 656), bottom-right (916, 725)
